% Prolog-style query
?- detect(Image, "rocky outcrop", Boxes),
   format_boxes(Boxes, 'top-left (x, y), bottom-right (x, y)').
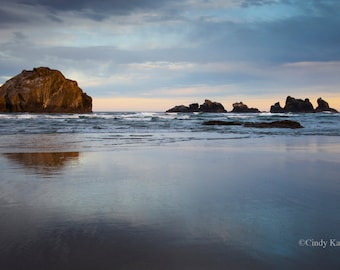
top-left (167, 96), bottom-right (338, 114)
top-left (166, 105), bottom-right (193, 113)
top-left (166, 103), bottom-right (200, 113)
top-left (315, 97), bottom-right (338, 113)
top-left (270, 96), bottom-right (314, 113)
top-left (270, 96), bottom-right (338, 113)
top-left (199, 99), bottom-right (227, 113)
top-left (0, 67), bottom-right (92, 113)
top-left (243, 120), bottom-right (303, 129)
top-left (270, 102), bottom-right (285, 113)
top-left (203, 120), bottom-right (242, 126)
top-left (231, 102), bottom-right (260, 113)
top-left (166, 99), bottom-right (227, 113)
top-left (189, 103), bottom-right (199, 112)
top-left (283, 96), bottom-right (314, 113)
top-left (203, 119), bottom-right (303, 129)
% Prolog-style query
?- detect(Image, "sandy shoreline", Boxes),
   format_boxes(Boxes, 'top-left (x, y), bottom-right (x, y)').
top-left (1, 135), bottom-right (339, 269)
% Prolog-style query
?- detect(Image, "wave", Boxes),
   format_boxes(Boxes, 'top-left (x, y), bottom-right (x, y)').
top-left (0, 112), bottom-right (339, 139)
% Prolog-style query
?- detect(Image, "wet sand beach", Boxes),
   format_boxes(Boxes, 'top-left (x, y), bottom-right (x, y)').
top-left (0, 136), bottom-right (339, 269)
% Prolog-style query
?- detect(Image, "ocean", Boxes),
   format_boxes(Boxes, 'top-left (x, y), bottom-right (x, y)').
top-left (0, 111), bottom-right (340, 270)
top-left (0, 111), bottom-right (340, 151)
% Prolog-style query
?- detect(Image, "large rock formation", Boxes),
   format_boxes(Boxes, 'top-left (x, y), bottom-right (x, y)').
top-left (270, 96), bottom-right (313, 113)
top-left (270, 96), bottom-right (338, 113)
top-left (231, 102), bottom-right (260, 113)
top-left (315, 97), bottom-right (338, 113)
top-left (0, 67), bottom-right (92, 113)
top-left (199, 99), bottom-right (227, 113)
top-left (166, 99), bottom-right (227, 113)
top-left (284, 96), bottom-right (314, 113)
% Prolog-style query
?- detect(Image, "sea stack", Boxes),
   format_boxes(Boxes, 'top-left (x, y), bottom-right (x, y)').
top-left (315, 97), bottom-right (338, 113)
top-left (166, 99), bottom-right (227, 113)
top-left (284, 96), bottom-right (314, 113)
top-left (0, 67), bottom-right (92, 113)
top-left (270, 96), bottom-right (314, 113)
top-left (270, 96), bottom-right (338, 113)
top-left (231, 102), bottom-right (260, 113)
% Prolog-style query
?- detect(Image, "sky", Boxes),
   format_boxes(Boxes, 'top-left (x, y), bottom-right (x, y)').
top-left (1, 0), bottom-right (340, 111)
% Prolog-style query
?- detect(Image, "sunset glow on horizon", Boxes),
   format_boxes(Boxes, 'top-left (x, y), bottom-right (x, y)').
top-left (93, 95), bottom-right (340, 112)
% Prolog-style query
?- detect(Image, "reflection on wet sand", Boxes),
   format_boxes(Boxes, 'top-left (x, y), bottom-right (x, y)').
top-left (1, 138), bottom-right (340, 270)
top-left (3, 152), bottom-right (79, 176)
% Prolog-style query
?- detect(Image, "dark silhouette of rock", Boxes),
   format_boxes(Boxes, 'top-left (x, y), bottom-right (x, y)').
top-left (166, 99), bottom-right (227, 113)
top-left (270, 102), bottom-right (285, 113)
top-left (284, 96), bottom-right (314, 113)
top-left (231, 102), bottom-right (260, 113)
top-left (166, 105), bottom-right (192, 113)
top-left (0, 67), bottom-right (92, 113)
top-left (189, 103), bottom-right (199, 111)
top-left (243, 120), bottom-right (303, 129)
top-left (270, 96), bottom-right (314, 113)
top-left (315, 97), bottom-right (338, 113)
top-left (199, 99), bottom-right (227, 113)
top-left (203, 120), bottom-right (242, 126)
top-left (202, 119), bottom-right (303, 129)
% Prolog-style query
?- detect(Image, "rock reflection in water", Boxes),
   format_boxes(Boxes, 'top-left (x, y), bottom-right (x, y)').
top-left (3, 152), bottom-right (79, 176)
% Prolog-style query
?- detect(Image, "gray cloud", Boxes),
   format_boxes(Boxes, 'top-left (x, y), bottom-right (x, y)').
top-left (241, 0), bottom-right (279, 8)
top-left (1, 0), bottom-right (340, 106)
top-left (288, 0), bottom-right (340, 17)
top-left (28, 0), bottom-right (166, 10)
top-left (16, 0), bottom-right (177, 21)
top-left (186, 8), bottom-right (340, 64)
top-left (0, 8), bottom-right (30, 26)
top-left (0, 0), bottom-right (169, 25)
top-left (1, 0), bottom-right (339, 64)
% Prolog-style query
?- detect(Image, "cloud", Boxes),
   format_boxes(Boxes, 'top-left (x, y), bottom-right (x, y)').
top-left (3, 0), bottom-right (179, 22)
top-left (0, 7), bottom-right (27, 26)
top-left (241, 0), bottom-right (279, 8)
top-left (1, 0), bottom-right (340, 110)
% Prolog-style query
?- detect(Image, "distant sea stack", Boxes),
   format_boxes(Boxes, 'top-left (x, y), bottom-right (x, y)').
top-left (284, 96), bottom-right (314, 113)
top-left (270, 96), bottom-right (338, 113)
top-left (166, 99), bottom-right (227, 113)
top-left (0, 67), bottom-right (92, 113)
top-left (231, 102), bottom-right (260, 113)
top-left (315, 97), bottom-right (338, 113)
